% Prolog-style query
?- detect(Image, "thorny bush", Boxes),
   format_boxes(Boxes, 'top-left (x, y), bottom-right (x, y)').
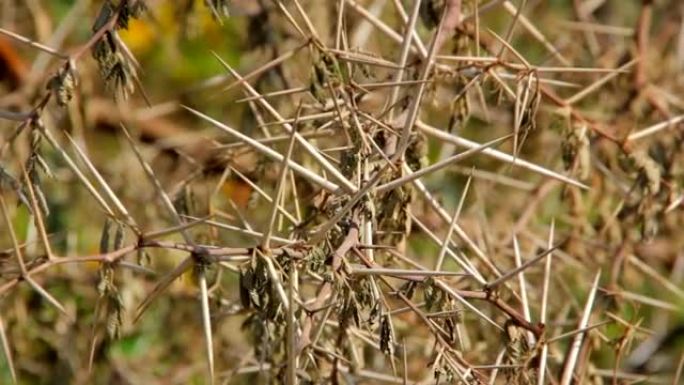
top-left (1, 1), bottom-right (684, 384)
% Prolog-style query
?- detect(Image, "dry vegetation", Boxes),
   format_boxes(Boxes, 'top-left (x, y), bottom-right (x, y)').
top-left (1, 0), bottom-right (684, 384)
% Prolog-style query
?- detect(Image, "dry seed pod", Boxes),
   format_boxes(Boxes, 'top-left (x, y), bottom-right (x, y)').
top-left (502, 319), bottom-right (534, 384)
top-left (433, 363), bottom-right (455, 384)
top-left (265, 285), bottom-right (282, 320)
top-left (626, 150), bottom-right (661, 196)
top-left (238, 267), bottom-right (251, 308)
top-left (117, 0), bottom-right (147, 30)
top-left (92, 1), bottom-right (115, 32)
top-left (113, 222), bottom-right (125, 250)
top-left (99, 218), bottom-right (113, 254)
top-left (503, 319), bottom-right (528, 361)
top-left (309, 60), bottom-right (328, 105)
top-left (340, 149), bottom-right (359, 178)
top-left (92, 31), bottom-right (137, 100)
top-left (379, 314), bottom-right (395, 356)
top-left (92, 32), bottom-right (117, 75)
top-left (368, 301), bottom-right (380, 326)
top-left (106, 52), bottom-right (137, 99)
top-left (376, 173), bottom-right (412, 246)
top-left (97, 261), bottom-right (125, 343)
top-left (562, 123), bottom-right (591, 180)
top-left (305, 245), bottom-right (327, 273)
top-left (515, 76), bottom-right (541, 153)
top-left (0, 165), bottom-right (31, 212)
top-left (26, 120), bottom-right (50, 217)
top-left (423, 278), bottom-right (447, 312)
top-left (310, 49), bottom-right (348, 106)
top-left (47, 61), bottom-right (77, 107)
top-left (447, 92), bottom-right (470, 133)
top-left (406, 132), bottom-right (428, 171)
top-left (640, 158), bottom-right (661, 197)
top-left (352, 276), bottom-right (375, 310)
top-left (33, 151), bottom-right (52, 179)
top-left (105, 290), bottom-right (125, 340)
top-left (639, 199), bottom-right (662, 241)
top-left (97, 266), bottom-right (113, 296)
top-left (340, 292), bottom-right (361, 328)
top-left (360, 195), bottom-right (374, 221)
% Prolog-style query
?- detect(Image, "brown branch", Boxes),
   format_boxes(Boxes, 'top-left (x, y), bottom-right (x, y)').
top-left (296, 216), bottom-right (360, 353)
top-left (351, 248), bottom-right (544, 338)
top-left (0, 240), bottom-right (302, 297)
top-left (455, 23), bottom-right (623, 146)
top-left (434, 0), bottom-right (463, 54)
top-left (0, 245), bottom-right (136, 296)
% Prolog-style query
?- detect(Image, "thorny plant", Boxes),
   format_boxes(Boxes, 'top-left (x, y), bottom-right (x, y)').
top-left (1, 1), bottom-right (684, 385)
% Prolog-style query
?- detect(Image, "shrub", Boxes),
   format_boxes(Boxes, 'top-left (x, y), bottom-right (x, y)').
top-left (1, 1), bottom-right (683, 384)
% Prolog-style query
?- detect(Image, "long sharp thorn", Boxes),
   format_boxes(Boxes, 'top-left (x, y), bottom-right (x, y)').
top-left (134, 256), bottom-right (193, 322)
top-left (560, 271), bottom-right (601, 385)
top-left (537, 220), bottom-right (554, 385)
top-left (198, 269), bottom-right (215, 384)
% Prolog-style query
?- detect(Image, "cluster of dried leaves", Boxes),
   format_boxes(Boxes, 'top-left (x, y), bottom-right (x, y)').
top-left (1, 0), bottom-right (684, 384)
